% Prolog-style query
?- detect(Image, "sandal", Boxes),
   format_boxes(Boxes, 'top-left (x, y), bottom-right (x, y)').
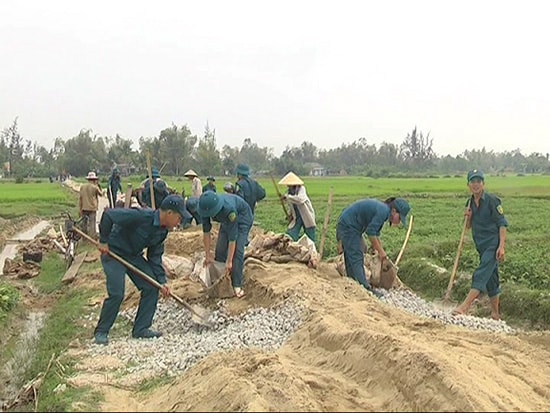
top-left (233, 287), bottom-right (246, 298)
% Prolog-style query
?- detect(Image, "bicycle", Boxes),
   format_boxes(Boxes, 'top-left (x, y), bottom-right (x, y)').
top-left (64, 212), bottom-right (89, 270)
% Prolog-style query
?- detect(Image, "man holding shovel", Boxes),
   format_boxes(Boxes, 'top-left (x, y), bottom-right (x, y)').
top-left (336, 197), bottom-right (410, 298)
top-left (452, 170), bottom-right (508, 320)
top-left (93, 194), bottom-right (191, 345)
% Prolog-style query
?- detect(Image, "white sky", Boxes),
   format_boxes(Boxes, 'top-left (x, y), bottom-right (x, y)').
top-left (1, 0), bottom-right (549, 157)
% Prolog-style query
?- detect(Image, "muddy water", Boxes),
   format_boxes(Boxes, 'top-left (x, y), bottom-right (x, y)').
top-left (0, 220), bottom-right (50, 408)
top-left (0, 220), bottom-right (50, 275)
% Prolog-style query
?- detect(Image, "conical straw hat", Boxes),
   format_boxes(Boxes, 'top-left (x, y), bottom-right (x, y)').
top-left (278, 172), bottom-right (304, 186)
top-left (184, 169), bottom-right (198, 177)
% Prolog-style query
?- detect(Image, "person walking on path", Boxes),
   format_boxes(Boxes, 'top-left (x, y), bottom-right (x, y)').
top-left (336, 197), bottom-right (410, 297)
top-left (198, 191), bottom-right (253, 298)
top-left (107, 167), bottom-right (123, 208)
top-left (278, 171), bottom-right (316, 242)
top-left (184, 169), bottom-right (203, 198)
top-left (93, 194), bottom-right (191, 345)
top-left (79, 171), bottom-right (104, 238)
top-left (203, 176), bottom-right (217, 192)
top-left (452, 169), bottom-right (508, 320)
top-left (234, 163), bottom-right (265, 215)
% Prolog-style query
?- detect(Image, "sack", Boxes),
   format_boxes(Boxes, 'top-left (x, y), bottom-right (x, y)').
top-left (254, 180), bottom-right (266, 202)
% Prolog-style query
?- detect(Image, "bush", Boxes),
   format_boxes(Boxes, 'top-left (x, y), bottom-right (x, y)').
top-left (0, 283), bottom-right (19, 316)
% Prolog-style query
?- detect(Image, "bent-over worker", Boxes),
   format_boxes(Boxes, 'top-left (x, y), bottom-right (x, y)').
top-left (93, 194), bottom-right (191, 345)
top-left (198, 191), bottom-right (253, 298)
top-left (336, 197), bottom-right (410, 297)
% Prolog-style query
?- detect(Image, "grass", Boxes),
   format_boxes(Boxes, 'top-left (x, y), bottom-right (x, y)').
top-left (34, 253), bottom-right (66, 294)
top-left (0, 181), bottom-right (77, 219)
top-left (1, 174), bottom-right (550, 411)
top-left (16, 255), bottom-right (102, 411)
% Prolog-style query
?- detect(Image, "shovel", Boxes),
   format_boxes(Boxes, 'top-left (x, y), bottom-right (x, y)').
top-left (73, 227), bottom-right (213, 327)
top-left (435, 200), bottom-right (471, 310)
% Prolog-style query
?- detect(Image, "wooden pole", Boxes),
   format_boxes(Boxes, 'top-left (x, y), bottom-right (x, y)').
top-left (146, 149), bottom-right (155, 209)
top-left (395, 214), bottom-right (414, 267)
top-left (443, 199), bottom-right (472, 301)
top-left (318, 186), bottom-right (334, 260)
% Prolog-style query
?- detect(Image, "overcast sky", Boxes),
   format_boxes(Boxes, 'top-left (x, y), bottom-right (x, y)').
top-left (1, 0), bottom-right (549, 157)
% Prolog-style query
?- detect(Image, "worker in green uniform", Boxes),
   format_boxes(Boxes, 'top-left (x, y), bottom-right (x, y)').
top-left (181, 196), bottom-right (201, 228)
top-left (234, 163), bottom-right (265, 215)
top-left (140, 167), bottom-right (170, 209)
top-left (336, 197), bottom-right (410, 297)
top-left (203, 176), bottom-right (217, 192)
top-left (198, 191), bottom-right (253, 298)
top-left (452, 170), bottom-right (508, 320)
top-left (107, 167), bottom-right (123, 208)
top-left (93, 194), bottom-right (191, 345)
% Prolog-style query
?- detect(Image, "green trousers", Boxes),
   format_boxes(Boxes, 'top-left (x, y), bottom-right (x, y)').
top-left (95, 254), bottom-right (159, 337)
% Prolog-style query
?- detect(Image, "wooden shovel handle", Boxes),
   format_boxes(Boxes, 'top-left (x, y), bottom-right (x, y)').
top-left (318, 186), bottom-right (334, 260)
top-left (146, 149), bottom-right (155, 210)
top-left (395, 214), bottom-right (414, 267)
top-left (72, 226), bottom-right (203, 318)
top-left (444, 199), bottom-right (472, 299)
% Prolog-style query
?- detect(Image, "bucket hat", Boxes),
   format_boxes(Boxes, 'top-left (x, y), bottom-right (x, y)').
top-left (467, 169), bottom-right (484, 182)
top-left (393, 198), bottom-right (411, 227)
top-left (160, 194), bottom-right (192, 220)
top-left (198, 191), bottom-right (224, 217)
top-left (86, 171), bottom-right (98, 180)
top-left (235, 163), bottom-right (250, 177)
top-left (147, 167), bottom-right (160, 179)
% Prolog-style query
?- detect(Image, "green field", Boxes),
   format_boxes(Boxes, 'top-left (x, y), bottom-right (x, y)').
top-left (1, 175), bottom-right (549, 327)
top-left (0, 181), bottom-right (77, 219)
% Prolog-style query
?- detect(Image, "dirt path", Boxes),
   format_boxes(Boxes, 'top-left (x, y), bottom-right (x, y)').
top-left (64, 231), bottom-right (550, 412)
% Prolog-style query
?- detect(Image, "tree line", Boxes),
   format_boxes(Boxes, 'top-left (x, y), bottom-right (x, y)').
top-left (1, 117), bottom-right (549, 180)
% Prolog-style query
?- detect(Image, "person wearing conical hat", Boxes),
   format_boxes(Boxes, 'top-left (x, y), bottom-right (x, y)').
top-left (184, 169), bottom-right (202, 198)
top-left (107, 167), bottom-right (123, 209)
top-left (79, 171), bottom-right (104, 238)
top-left (278, 171), bottom-right (316, 242)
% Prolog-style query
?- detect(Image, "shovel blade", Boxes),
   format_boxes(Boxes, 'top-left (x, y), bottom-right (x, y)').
top-left (190, 304), bottom-right (214, 327)
top-left (433, 298), bottom-right (457, 313)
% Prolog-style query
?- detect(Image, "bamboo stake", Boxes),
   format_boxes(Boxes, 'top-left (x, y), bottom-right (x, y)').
top-left (318, 186), bottom-right (334, 260)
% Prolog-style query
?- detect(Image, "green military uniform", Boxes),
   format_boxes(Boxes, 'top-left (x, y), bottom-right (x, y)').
top-left (467, 192), bottom-right (508, 297)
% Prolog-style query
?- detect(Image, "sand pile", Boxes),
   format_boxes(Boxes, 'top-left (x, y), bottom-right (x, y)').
top-left (63, 227), bottom-right (550, 412)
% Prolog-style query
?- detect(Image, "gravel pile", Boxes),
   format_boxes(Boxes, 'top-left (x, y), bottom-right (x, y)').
top-left (87, 299), bottom-right (304, 377)
top-left (377, 287), bottom-right (515, 334)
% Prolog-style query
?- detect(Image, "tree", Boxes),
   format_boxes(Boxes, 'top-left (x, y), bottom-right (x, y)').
top-left (221, 145), bottom-right (239, 176)
top-left (399, 126), bottom-right (435, 169)
top-left (238, 138), bottom-right (273, 173)
top-left (157, 123), bottom-right (197, 175)
top-left (1, 117), bottom-right (24, 176)
top-left (58, 129), bottom-right (107, 176)
top-left (195, 122), bottom-right (221, 175)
